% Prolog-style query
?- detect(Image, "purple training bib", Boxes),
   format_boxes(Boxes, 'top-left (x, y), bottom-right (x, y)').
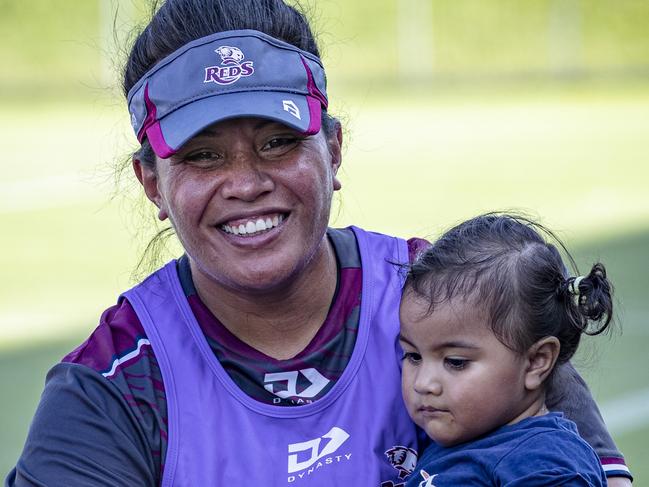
top-left (123, 226), bottom-right (419, 486)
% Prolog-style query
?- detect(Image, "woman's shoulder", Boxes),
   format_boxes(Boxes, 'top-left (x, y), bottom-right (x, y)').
top-left (407, 237), bottom-right (430, 262)
top-left (59, 298), bottom-right (168, 446)
top-left (59, 297), bottom-right (168, 427)
top-left (8, 359), bottom-right (161, 486)
top-left (328, 226), bottom-right (430, 264)
top-left (22, 298), bottom-right (169, 483)
top-left (63, 298), bottom-right (153, 378)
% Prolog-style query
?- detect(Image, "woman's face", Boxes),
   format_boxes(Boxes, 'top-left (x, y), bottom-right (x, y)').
top-left (136, 117), bottom-right (342, 294)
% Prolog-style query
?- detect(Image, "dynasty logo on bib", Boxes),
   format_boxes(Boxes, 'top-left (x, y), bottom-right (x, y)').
top-left (264, 368), bottom-right (330, 404)
top-left (204, 45), bottom-right (254, 85)
top-left (287, 427), bottom-right (352, 482)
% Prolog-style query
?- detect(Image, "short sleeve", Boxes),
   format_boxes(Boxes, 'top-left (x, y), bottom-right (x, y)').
top-left (5, 363), bottom-right (157, 487)
top-left (547, 363), bottom-right (632, 480)
top-left (495, 430), bottom-right (607, 487)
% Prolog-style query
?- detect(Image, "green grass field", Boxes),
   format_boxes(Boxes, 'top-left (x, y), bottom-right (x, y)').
top-left (2, 83), bottom-right (648, 480)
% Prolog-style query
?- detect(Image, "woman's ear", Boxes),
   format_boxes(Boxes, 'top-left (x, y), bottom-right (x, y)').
top-left (132, 157), bottom-right (168, 221)
top-left (328, 122), bottom-right (343, 191)
top-left (524, 336), bottom-right (560, 391)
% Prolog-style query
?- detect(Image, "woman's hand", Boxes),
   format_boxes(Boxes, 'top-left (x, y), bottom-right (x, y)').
top-left (607, 477), bottom-right (632, 487)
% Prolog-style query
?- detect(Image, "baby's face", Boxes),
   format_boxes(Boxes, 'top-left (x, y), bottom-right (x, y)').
top-left (399, 293), bottom-right (531, 447)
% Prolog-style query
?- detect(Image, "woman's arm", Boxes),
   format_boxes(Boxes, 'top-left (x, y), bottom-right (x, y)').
top-left (6, 363), bottom-right (158, 487)
top-left (607, 479), bottom-right (632, 487)
top-left (547, 362), bottom-right (633, 483)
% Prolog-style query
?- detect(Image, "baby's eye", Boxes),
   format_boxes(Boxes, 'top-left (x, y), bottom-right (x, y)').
top-left (402, 352), bottom-right (422, 364)
top-left (444, 357), bottom-right (469, 370)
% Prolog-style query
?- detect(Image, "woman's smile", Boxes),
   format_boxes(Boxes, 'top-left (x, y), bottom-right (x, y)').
top-left (220, 212), bottom-right (286, 236)
top-left (148, 117), bottom-right (342, 294)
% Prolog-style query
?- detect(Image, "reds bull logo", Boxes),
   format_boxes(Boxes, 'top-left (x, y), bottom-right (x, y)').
top-left (204, 45), bottom-right (254, 85)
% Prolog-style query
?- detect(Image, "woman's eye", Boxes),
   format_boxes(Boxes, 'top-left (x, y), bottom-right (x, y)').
top-left (181, 150), bottom-right (224, 167)
top-left (261, 136), bottom-right (300, 152)
top-left (444, 357), bottom-right (469, 370)
top-left (402, 352), bottom-right (422, 364)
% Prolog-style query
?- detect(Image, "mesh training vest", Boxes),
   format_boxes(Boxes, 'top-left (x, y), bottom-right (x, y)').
top-left (123, 226), bottom-right (419, 486)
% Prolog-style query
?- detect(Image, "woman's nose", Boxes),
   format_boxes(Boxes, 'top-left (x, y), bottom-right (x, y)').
top-left (219, 154), bottom-right (274, 201)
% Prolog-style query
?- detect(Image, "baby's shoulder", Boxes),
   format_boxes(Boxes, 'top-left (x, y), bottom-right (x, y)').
top-left (493, 416), bottom-right (605, 485)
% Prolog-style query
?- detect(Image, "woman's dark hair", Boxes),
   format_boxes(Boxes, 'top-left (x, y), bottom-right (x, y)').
top-left (405, 213), bottom-right (614, 366)
top-left (123, 0), bottom-right (337, 171)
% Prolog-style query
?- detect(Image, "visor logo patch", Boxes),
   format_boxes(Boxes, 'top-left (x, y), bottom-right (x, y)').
top-left (204, 45), bottom-right (254, 85)
top-left (282, 100), bottom-right (301, 120)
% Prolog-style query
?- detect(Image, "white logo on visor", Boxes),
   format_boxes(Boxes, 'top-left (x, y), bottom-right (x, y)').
top-left (287, 426), bottom-right (350, 474)
top-left (204, 45), bottom-right (254, 85)
top-left (283, 100), bottom-right (301, 120)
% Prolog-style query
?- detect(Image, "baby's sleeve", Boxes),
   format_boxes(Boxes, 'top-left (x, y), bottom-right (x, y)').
top-left (495, 429), bottom-right (607, 486)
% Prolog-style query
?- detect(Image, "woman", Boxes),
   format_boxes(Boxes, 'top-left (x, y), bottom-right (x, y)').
top-left (7, 0), bottom-right (632, 485)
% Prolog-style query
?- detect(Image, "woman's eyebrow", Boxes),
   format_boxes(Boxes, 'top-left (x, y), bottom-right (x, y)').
top-left (254, 119), bottom-right (275, 130)
top-left (192, 128), bottom-right (220, 139)
top-left (194, 120), bottom-right (287, 138)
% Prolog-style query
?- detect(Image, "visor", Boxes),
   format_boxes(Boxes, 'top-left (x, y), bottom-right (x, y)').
top-left (127, 29), bottom-right (328, 158)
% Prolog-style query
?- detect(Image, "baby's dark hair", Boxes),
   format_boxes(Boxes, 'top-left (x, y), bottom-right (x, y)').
top-left (405, 213), bottom-right (613, 365)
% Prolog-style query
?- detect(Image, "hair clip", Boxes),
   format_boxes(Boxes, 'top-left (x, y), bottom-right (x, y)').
top-left (568, 276), bottom-right (585, 296)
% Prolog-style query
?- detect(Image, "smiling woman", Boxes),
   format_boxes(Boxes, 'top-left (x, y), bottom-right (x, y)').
top-left (137, 117), bottom-right (342, 358)
top-left (5, 0), bottom-right (633, 486)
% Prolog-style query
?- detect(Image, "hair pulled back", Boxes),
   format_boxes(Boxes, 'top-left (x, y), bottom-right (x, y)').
top-left (123, 0), bottom-right (335, 168)
top-left (405, 213), bottom-right (614, 365)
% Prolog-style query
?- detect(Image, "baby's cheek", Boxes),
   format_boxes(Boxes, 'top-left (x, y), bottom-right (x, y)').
top-left (400, 371), bottom-right (415, 411)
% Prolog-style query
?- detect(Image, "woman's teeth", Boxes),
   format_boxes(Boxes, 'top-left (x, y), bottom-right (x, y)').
top-left (221, 214), bottom-right (284, 236)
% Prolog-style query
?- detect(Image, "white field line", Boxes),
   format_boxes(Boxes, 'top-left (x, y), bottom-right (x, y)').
top-left (600, 388), bottom-right (649, 436)
top-left (0, 174), bottom-right (103, 213)
top-left (0, 311), bottom-right (84, 346)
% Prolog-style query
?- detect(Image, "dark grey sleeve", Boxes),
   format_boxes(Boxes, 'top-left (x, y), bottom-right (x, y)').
top-left (547, 362), bottom-right (621, 459)
top-left (5, 363), bottom-right (157, 487)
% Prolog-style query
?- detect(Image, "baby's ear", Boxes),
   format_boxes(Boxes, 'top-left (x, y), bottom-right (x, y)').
top-left (524, 337), bottom-right (560, 391)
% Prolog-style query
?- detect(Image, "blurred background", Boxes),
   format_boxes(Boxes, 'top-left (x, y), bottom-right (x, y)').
top-left (1, 0), bottom-right (648, 480)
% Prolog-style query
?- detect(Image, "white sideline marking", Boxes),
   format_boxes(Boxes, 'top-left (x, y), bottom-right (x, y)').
top-left (600, 388), bottom-right (649, 435)
top-left (0, 174), bottom-right (101, 213)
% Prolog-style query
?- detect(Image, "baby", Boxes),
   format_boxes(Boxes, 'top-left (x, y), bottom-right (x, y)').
top-left (400, 214), bottom-right (613, 486)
